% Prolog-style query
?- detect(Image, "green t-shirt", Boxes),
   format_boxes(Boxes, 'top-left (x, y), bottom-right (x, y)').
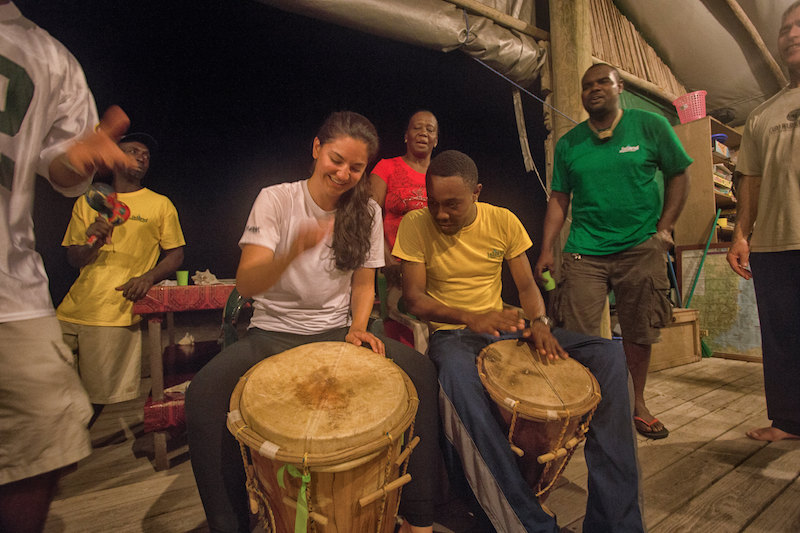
top-left (552, 108), bottom-right (692, 255)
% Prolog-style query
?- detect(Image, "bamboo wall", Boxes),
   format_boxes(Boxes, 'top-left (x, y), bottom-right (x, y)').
top-left (589, 0), bottom-right (686, 97)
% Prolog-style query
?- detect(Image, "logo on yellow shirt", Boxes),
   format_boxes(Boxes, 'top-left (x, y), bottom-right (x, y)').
top-left (488, 248), bottom-right (503, 259)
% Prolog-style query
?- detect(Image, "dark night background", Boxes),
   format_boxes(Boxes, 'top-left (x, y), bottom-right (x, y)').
top-left (18, 0), bottom-right (550, 307)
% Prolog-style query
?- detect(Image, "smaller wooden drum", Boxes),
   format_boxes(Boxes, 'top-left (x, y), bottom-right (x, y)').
top-left (477, 339), bottom-right (601, 500)
top-left (228, 342), bottom-right (418, 533)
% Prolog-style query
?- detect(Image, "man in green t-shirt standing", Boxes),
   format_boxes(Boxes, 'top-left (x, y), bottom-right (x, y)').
top-left (535, 63), bottom-right (692, 440)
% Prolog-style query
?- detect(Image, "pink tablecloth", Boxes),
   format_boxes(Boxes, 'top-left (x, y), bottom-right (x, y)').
top-left (132, 283), bottom-right (235, 315)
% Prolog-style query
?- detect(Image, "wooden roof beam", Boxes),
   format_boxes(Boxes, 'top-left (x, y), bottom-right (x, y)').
top-left (444, 0), bottom-right (550, 41)
top-left (723, 0), bottom-right (788, 87)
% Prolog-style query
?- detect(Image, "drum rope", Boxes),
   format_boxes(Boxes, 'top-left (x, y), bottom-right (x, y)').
top-left (375, 433), bottom-right (394, 533)
top-left (535, 408), bottom-right (570, 497)
top-left (302, 453), bottom-right (316, 533)
top-left (238, 441), bottom-right (277, 533)
top-left (507, 400), bottom-right (521, 449)
top-left (394, 419), bottom-right (416, 529)
top-left (535, 403), bottom-right (599, 498)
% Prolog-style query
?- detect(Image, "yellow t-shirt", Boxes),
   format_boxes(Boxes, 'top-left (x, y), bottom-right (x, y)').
top-left (393, 202), bottom-right (532, 331)
top-left (56, 188), bottom-right (185, 326)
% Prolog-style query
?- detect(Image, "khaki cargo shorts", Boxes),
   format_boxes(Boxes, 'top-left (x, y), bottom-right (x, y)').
top-left (553, 235), bottom-right (672, 345)
top-left (60, 321), bottom-right (143, 404)
top-left (0, 316), bottom-right (92, 484)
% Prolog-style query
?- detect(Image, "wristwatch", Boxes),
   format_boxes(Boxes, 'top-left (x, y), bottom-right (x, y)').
top-left (532, 315), bottom-right (553, 330)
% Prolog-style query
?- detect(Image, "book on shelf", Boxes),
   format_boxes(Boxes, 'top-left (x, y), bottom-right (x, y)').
top-left (713, 174), bottom-right (733, 188)
top-left (713, 163), bottom-right (733, 176)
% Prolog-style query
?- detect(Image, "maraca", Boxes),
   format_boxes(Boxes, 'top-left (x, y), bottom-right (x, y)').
top-left (84, 183), bottom-right (130, 244)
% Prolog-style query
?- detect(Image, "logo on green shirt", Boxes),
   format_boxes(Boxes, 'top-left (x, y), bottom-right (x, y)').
top-left (619, 145), bottom-right (640, 153)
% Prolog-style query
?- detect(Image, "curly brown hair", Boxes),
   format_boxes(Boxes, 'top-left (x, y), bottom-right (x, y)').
top-left (314, 111), bottom-right (380, 271)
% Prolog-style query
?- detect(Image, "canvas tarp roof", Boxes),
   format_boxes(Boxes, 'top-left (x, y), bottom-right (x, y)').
top-left (257, 0), bottom-right (795, 127)
top-left (255, 0), bottom-right (547, 87)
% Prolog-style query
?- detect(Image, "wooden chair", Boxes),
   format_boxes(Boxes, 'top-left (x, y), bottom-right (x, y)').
top-left (374, 272), bottom-right (430, 354)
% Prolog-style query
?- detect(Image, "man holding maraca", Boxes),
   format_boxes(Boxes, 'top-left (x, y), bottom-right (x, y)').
top-left (57, 133), bottom-right (186, 427)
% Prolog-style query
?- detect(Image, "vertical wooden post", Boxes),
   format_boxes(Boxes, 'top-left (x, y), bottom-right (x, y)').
top-left (547, 0), bottom-right (611, 337)
top-left (545, 0), bottom-right (591, 277)
top-left (548, 0), bottom-right (591, 144)
top-left (546, 0), bottom-right (591, 265)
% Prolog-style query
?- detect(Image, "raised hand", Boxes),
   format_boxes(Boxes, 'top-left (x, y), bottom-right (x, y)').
top-left (288, 219), bottom-right (333, 259)
top-left (64, 105), bottom-right (136, 177)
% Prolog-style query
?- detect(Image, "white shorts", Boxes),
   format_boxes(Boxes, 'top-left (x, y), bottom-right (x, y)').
top-left (60, 321), bottom-right (143, 404)
top-left (0, 316), bottom-right (92, 485)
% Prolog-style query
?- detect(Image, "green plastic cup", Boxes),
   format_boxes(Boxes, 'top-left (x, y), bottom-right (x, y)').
top-left (541, 270), bottom-right (556, 292)
top-left (176, 270), bottom-right (189, 286)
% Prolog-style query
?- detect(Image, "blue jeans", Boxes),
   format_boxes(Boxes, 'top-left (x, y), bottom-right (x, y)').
top-left (429, 328), bottom-right (643, 533)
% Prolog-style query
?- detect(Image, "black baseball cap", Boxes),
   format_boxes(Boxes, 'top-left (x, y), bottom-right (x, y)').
top-left (119, 132), bottom-right (158, 155)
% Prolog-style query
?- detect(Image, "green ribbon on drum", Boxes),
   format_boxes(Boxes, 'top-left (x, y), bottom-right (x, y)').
top-left (277, 464), bottom-right (311, 533)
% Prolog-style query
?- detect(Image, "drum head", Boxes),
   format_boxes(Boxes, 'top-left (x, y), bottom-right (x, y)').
top-left (236, 342), bottom-right (411, 455)
top-left (478, 339), bottom-right (601, 420)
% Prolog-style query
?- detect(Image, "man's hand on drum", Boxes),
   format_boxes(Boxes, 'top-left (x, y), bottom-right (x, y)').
top-left (466, 309), bottom-right (525, 337)
top-left (521, 321), bottom-right (569, 361)
top-left (346, 328), bottom-right (385, 356)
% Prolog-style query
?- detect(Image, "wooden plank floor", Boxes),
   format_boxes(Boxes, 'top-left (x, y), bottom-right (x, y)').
top-left (43, 356), bottom-right (800, 533)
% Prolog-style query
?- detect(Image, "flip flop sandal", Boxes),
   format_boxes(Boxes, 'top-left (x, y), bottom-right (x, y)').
top-left (634, 416), bottom-right (669, 439)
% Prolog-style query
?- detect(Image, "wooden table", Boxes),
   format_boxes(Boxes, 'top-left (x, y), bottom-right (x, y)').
top-left (133, 283), bottom-right (235, 470)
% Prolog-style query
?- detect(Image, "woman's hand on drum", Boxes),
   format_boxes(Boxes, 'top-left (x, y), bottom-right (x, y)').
top-left (346, 329), bottom-right (386, 356)
top-left (522, 322), bottom-right (569, 361)
top-left (466, 309), bottom-right (526, 337)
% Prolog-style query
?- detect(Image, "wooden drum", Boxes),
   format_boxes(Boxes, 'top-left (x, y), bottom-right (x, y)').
top-left (228, 342), bottom-right (419, 533)
top-left (477, 339), bottom-right (601, 500)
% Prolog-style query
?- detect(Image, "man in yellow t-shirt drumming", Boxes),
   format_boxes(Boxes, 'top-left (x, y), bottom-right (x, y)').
top-left (394, 150), bottom-right (643, 532)
top-left (57, 133), bottom-right (185, 427)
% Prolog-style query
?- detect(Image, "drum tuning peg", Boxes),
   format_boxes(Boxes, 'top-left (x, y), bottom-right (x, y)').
top-left (395, 435), bottom-right (420, 466)
top-left (538, 447), bottom-right (569, 464)
top-left (358, 474), bottom-right (413, 508)
top-left (282, 496), bottom-right (329, 526)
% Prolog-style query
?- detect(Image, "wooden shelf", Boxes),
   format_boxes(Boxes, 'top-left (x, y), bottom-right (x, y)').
top-left (716, 226), bottom-right (733, 241)
top-left (715, 191), bottom-right (736, 208)
top-left (673, 116), bottom-right (741, 247)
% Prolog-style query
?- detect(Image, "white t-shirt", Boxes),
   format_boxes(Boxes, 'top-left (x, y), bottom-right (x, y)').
top-left (239, 179), bottom-right (384, 334)
top-left (0, 2), bottom-right (98, 322)
top-left (737, 85), bottom-right (800, 252)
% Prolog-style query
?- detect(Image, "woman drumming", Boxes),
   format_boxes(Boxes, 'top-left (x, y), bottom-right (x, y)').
top-left (186, 112), bottom-right (439, 533)
top-left (369, 111), bottom-right (438, 295)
